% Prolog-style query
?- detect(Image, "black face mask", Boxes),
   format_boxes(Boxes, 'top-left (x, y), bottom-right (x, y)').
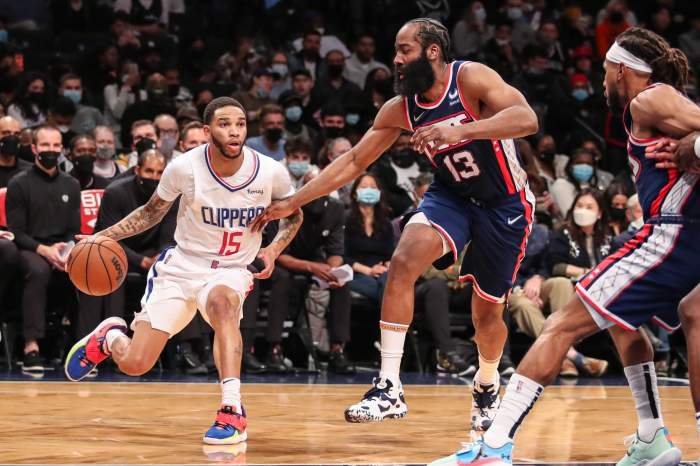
top-left (0, 134), bottom-right (19, 157)
top-left (327, 64), bottom-right (344, 78)
top-left (168, 83), bottom-right (179, 97)
top-left (609, 11), bottom-right (624, 24)
top-left (37, 151), bottom-right (60, 170)
top-left (137, 176), bottom-right (159, 199)
top-left (264, 128), bottom-right (283, 143)
top-left (610, 207), bottom-right (626, 222)
top-left (391, 148), bottom-right (417, 168)
top-left (539, 148), bottom-right (555, 161)
top-left (28, 91), bottom-right (46, 106)
top-left (73, 155), bottom-right (95, 176)
top-left (302, 48), bottom-right (319, 61)
top-left (323, 126), bottom-right (343, 139)
top-left (394, 49), bottom-right (436, 97)
top-left (303, 196), bottom-right (327, 217)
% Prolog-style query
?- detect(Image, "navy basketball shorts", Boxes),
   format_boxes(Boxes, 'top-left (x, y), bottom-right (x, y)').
top-left (577, 220), bottom-right (700, 332)
top-left (402, 181), bottom-right (535, 304)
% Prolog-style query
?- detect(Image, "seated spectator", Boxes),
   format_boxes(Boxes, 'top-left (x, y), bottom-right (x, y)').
top-left (283, 138), bottom-right (318, 190)
top-left (92, 126), bottom-right (125, 182)
top-left (114, 0), bottom-right (171, 36)
top-left (120, 73), bottom-right (175, 148)
top-left (595, 0), bottom-right (632, 57)
top-left (518, 138), bottom-right (561, 228)
top-left (119, 119), bottom-right (157, 170)
top-left (345, 174), bottom-right (394, 304)
top-left (67, 134), bottom-right (110, 190)
top-left (288, 29), bottom-right (324, 81)
top-left (482, 17), bottom-right (519, 81)
top-left (232, 68), bottom-right (274, 137)
top-left (103, 61), bottom-right (147, 147)
top-left (59, 73), bottom-right (105, 135)
top-left (313, 103), bottom-right (346, 154)
top-left (164, 68), bottom-right (193, 111)
top-left (217, 34), bottom-right (261, 86)
top-left (154, 114), bottom-right (182, 160)
top-left (313, 50), bottom-right (361, 108)
top-left (371, 131), bottom-right (422, 217)
top-left (269, 51), bottom-right (291, 100)
top-left (498, 0), bottom-right (536, 51)
top-left (275, 172), bottom-right (354, 374)
top-left (179, 121), bottom-right (208, 153)
top-left (0, 116), bottom-right (31, 188)
top-left (535, 19), bottom-right (565, 72)
top-left (343, 34), bottom-right (390, 89)
top-left (246, 104), bottom-right (286, 161)
top-left (6, 125), bottom-right (81, 372)
top-left (319, 137), bottom-right (353, 204)
top-left (611, 193), bottom-right (643, 250)
top-left (77, 149), bottom-right (176, 372)
top-left (451, 2), bottom-right (493, 59)
top-left (46, 96), bottom-right (78, 149)
top-left (291, 11), bottom-right (351, 59)
top-left (364, 68), bottom-right (394, 118)
top-left (279, 90), bottom-right (317, 143)
top-left (8, 73), bottom-right (49, 129)
top-left (290, 69), bottom-right (319, 128)
top-left (550, 148), bottom-right (608, 217)
top-left (605, 182), bottom-right (630, 236)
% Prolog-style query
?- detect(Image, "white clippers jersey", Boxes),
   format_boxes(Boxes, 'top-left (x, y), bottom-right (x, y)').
top-left (156, 144), bottom-right (295, 268)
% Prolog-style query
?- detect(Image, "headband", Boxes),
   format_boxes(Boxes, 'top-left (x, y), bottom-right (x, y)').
top-left (605, 41), bottom-right (652, 74)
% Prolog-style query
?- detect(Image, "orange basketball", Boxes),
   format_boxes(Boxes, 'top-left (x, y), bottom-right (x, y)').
top-left (68, 236), bottom-right (128, 296)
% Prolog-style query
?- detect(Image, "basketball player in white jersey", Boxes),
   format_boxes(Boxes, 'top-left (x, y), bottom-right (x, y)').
top-left (64, 97), bottom-right (303, 445)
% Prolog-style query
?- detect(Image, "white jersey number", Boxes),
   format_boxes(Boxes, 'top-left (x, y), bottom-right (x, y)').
top-left (444, 150), bottom-right (480, 181)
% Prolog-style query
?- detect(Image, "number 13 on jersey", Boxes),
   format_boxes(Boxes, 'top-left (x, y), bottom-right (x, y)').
top-left (218, 231), bottom-right (242, 256)
top-left (444, 149), bottom-right (480, 181)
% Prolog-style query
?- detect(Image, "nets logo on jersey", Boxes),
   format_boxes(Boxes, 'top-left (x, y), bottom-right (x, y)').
top-left (201, 206), bottom-right (265, 228)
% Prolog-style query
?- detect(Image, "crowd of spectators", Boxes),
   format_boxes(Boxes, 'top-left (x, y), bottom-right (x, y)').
top-left (0, 0), bottom-right (696, 378)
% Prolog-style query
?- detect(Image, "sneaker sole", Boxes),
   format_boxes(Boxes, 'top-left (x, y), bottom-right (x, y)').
top-left (203, 430), bottom-right (248, 445)
top-left (64, 317), bottom-right (127, 382)
top-left (644, 447), bottom-right (682, 466)
top-left (344, 409), bottom-right (408, 423)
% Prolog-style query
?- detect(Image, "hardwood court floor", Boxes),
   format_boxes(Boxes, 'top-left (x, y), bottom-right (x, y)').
top-left (0, 381), bottom-right (696, 464)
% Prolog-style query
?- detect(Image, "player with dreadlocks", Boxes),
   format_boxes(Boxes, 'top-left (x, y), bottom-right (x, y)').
top-left (429, 26), bottom-right (700, 466)
top-left (252, 18), bottom-right (539, 428)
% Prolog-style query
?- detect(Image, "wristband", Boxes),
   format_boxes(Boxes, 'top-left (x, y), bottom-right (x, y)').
top-left (694, 135), bottom-right (700, 160)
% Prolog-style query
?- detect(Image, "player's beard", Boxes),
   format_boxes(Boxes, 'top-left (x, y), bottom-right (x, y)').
top-left (394, 49), bottom-right (436, 97)
top-left (605, 85), bottom-right (625, 114)
top-left (212, 135), bottom-right (242, 159)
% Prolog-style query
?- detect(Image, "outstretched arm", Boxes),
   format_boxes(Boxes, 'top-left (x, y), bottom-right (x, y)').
top-left (412, 62), bottom-right (538, 154)
top-left (95, 193), bottom-right (174, 241)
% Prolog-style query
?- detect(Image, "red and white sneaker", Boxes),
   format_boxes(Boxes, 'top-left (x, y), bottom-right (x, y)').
top-left (64, 316), bottom-right (127, 381)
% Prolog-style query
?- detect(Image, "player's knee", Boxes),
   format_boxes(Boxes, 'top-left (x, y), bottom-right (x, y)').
top-left (119, 354), bottom-right (156, 376)
top-left (207, 289), bottom-right (241, 326)
top-left (679, 294), bottom-right (699, 327)
top-left (387, 250), bottom-right (421, 282)
top-left (472, 304), bottom-right (505, 332)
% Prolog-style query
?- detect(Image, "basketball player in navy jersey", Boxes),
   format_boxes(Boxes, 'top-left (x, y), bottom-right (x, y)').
top-left (253, 18), bottom-right (539, 429)
top-left (428, 27), bottom-right (700, 466)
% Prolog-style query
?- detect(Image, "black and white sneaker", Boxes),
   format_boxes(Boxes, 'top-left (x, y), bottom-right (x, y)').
top-left (471, 380), bottom-right (501, 431)
top-left (344, 377), bottom-right (407, 423)
top-left (22, 351), bottom-right (45, 372)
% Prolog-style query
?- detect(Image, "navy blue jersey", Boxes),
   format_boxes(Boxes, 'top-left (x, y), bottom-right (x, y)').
top-left (404, 60), bottom-right (528, 203)
top-left (624, 84), bottom-right (700, 220)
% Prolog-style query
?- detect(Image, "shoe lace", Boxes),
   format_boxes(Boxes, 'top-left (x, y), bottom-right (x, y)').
top-left (473, 383), bottom-right (498, 413)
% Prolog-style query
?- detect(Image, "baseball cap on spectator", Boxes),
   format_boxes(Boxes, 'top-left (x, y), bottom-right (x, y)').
top-left (253, 67), bottom-right (274, 78)
top-left (176, 106), bottom-right (201, 126)
top-left (135, 137), bottom-right (157, 155)
top-left (572, 44), bottom-right (593, 60)
top-left (570, 73), bottom-right (589, 87)
top-left (291, 68), bottom-right (312, 80)
top-left (278, 90), bottom-right (303, 107)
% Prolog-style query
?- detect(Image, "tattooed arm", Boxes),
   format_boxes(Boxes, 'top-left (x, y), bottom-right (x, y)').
top-left (252, 208), bottom-right (304, 279)
top-left (95, 193), bottom-right (174, 241)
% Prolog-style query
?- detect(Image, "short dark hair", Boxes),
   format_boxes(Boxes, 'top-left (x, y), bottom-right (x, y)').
top-left (203, 97), bottom-right (246, 124)
top-left (59, 73), bottom-right (81, 86)
top-left (180, 121), bottom-right (204, 141)
top-left (50, 95), bottom-right (77, 118)
top-left (284, 137), bottom-right (314, 157)
top-left (131, 119), bottom-right (155, 136)
top-left (321, 103), bottom-right (345, 118)
top-left (303, 28), bottom-right (322, 39)
top-left (259, 104), bottom-right (284, 121)
top-left (69, 133), bottom-right (95, 151)
top-left (33, 124), bottom-right (61, 144)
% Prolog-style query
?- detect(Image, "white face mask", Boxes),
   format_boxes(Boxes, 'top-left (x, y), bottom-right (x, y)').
top-left (573, 207), bottom-right (598, 227)
top-left (629, 217), bottom-right (644, 231)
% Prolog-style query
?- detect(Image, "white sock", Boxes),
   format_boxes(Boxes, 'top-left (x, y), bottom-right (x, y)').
top-left (221, 378), bottom-right (241, 411)
top-left (379, 321), bottom-right (408, 385)
top-left (623, 362), bottom-right (664, 442)
top-left (483, 373), bottom-right (543, 448)
top-left (475, 351), bottom-right (501, 385)
top-left (105, 328), bottom-right (126, 353)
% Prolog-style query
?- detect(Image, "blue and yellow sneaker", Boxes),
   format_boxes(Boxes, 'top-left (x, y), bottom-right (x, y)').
top-left (615, 428), bottom-right (681, 466)
top-left (64, 316), bottom-right (127, 382)
top-left (203, 405), bottom-right (248, 445)
top-left (428, 438), bottom-right (513, 466)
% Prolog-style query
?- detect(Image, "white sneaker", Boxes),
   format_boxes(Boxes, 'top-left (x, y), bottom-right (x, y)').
top-left (344, 377), bottom-right (407, 423)
top-left (471, 380), bottom-right (501, 431)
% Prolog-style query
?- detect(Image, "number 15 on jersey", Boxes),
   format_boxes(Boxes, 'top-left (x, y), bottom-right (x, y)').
top-left (218, 231), bottom-right (242, 256)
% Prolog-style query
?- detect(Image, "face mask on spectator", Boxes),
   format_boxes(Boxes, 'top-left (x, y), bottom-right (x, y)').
top-left (0, 134), bottom-right (19, 157)
top-left (629, 217), bottom-right (644, 231)
top-left (0, 30), bottom-right (8, 43)
top-left (137, 176), bottom-right (159, 198)
top-left (496, 38), bottom-right (510, 46)
top-left (539, 147), bottom-right (555, 161)
top-left (264, 128), bottom-right (283, 143)
top-left (288, 160), bottom-right (310, 178)
top-left (96, 145), bottom-right (115, 160)
top-left (345, 113), bottom-right (360, 126)
top-left (285, 106), bottom-right (303, 122)
top-left (571, 163), bottom-right (594, 183)
top-left (356, 187), bottom-right (381, 205)
top-left (63, 89), bottom-right (82, 104)
top-left (610, 207), bottom-right (626, 222)
top-left (159, 135), bottom-right (177, 155)
top-left (256, 88), bottom-right (269, 99)
top-left (572, 89), bottom-right (589, 101)
top-left (391, 148), bottom-right (417, 168)
top-left (37, 151), bottom-right (60, 169)
top-left (73, 155), bottom-right (95, 176)
top-left (507, 7), bottom-right (523, 20)
top-left (474, 7), bottom-right (487, 22)
top-left (271, 63), bottom-right (288, 78)
top-left (28, 91), bottom-right (46, 105)
top-left (324, 126), bottom-right (343, 139)
top-left (573, 207), bottom-right (598, 227)
top-left (327, 64), bottom-right (344, 78)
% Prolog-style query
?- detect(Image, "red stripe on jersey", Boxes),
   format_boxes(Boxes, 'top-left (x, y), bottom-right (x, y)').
top-left (491, 140), bottom-right (517, 195)
top-left (510, 189), bottom-right (534, 284)
top-left (650, 168), bottom-right (679, 216)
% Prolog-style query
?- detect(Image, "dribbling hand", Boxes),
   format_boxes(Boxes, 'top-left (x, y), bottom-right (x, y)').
top-left (410, 125), bottom-right (464, 157)
top-left (253, 247), bottom-right (276, 279)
